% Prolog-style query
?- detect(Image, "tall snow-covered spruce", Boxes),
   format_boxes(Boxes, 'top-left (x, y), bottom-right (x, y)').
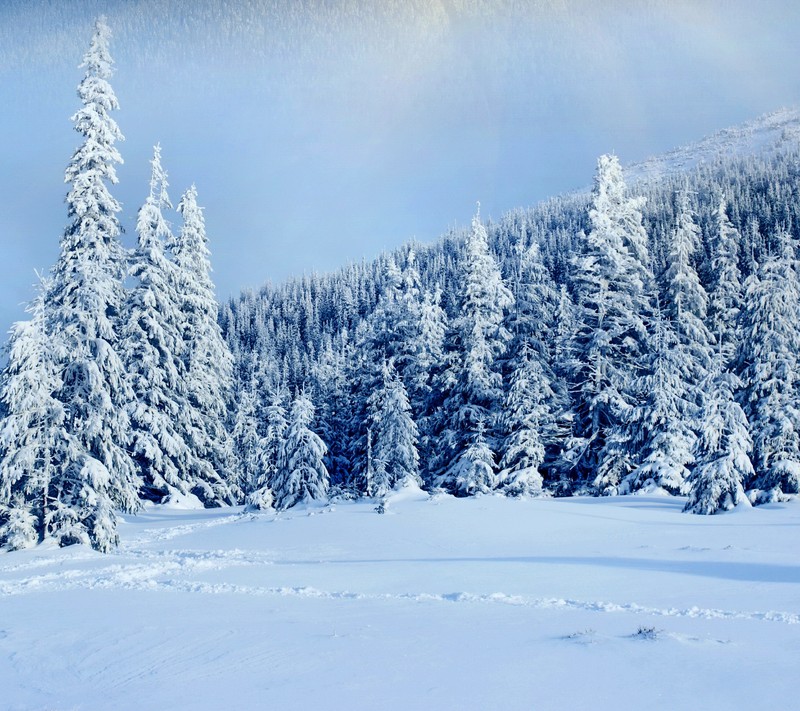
top-left (568, 154), bottom-right (654, 494)
top-left (737, 230), bottom-right (800, 501)
top-left (172, 185), bottom-right (238, 505)
top-left (439, 206), bottom-right (514, 495)
top-left (42, 17), bottom-right (138, 551)
top-left (121, 146), bottom-right (193, 503)
top-left (0, 281), bottom-right (70, 550)
top-left (272, 392), bottom-right (329, 510)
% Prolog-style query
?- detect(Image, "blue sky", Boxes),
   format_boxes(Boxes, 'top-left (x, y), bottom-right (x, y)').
top-left (2, 0), bottom-right (800, 335)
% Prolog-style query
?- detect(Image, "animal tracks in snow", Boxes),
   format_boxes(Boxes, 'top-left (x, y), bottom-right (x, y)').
top-left (0, 550), bottom-right (797, 627)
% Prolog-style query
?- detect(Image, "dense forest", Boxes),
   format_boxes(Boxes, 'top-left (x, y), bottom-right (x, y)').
top-left (3, 18), bottom-right (800, 553)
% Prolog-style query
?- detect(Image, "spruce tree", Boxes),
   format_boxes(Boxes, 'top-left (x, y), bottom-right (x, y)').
top-left (43, 17), bottom-right (138, 549)
top-left (121, 145), bottom-right (191, 502)
top-left (0, 281), bottom-right (72, 550)
top-left (367, 360), bottom-right (421, 497)
top-left (440, 206), bottom-right (514, 493)
top-left (737, 231), bottom-right (800, 500)
top-left (273, 393), bottom-right (329, 510)
top-left (172, 185), bottom-right (237, 505)
top-left (684, 358), bottom-right (753, 514)
top-left (568, 154), bottom-right (654, 493)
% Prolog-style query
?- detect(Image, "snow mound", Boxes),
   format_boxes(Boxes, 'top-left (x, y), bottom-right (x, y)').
top-left (160, 491), bottom-right (206, 510)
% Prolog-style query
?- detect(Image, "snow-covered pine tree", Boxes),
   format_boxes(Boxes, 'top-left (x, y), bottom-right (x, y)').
top-left (450, 418), bottom-right (497, 497)
top-left (498, 345), bottom-right (551, 497)
top-left (568, 154), bottom-right (654, 494)
top-left (244, 389), bottom-right (287, 511)
top-left (42, 17), bottom-right (138, 549)
top-left (440, 206), bottom-right (514, 494)
top-left (708, 196), bottom-right (742, 366)
top-left (172, 185), bottom-right (237, 505)
top-left (367, 359), bottom-right (421, 498)
top-left (624, 308), bottom-right (695, 494)
top-left (0, 280), bottom-right (73, 550)
top-left (684, 357), bottom-right (753, 514)
top-left (737, 230), bottom-right (800, 501)
top-left (348, 254), bottom-right (428, 492)
top-left (663, 190), bottom-right (713, 385)
top-left (273, 392), bottom-right (329, 510)
top-left (121, 145), bottom-right (193, 503)
top-left (313, 338), bottom-right (355, 492)
top-left (231, 356), bottom-right (267, 502)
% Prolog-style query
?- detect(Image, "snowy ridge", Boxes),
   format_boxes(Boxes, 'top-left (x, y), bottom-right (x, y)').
top-left (625, 107), bottom-right (800, 185)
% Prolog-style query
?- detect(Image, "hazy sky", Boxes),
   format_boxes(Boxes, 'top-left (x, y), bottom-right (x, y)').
top-left (2, 0), bottom-right (800, 335)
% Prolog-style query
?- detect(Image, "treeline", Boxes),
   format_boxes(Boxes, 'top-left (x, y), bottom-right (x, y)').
top-left (222, 141), bottom-right (800, 516)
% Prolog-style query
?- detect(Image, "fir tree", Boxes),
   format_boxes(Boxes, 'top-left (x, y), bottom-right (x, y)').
top-left (450, 419), bottom-right (497, 497)
top-left (232, 358), bottom-right (267, 501)
top-left (684, 359), bottom-right (753, 514)
top-left (737, 231), bottom-right (800, 500)
top-left (244, 390), bottom-right (287, 511)
top-left (121, 145), bottom-right (191, 502)
top-left (708, 196), bottom-right (742, 366)
top-left (625, 310), bottom-right (695, 494)
top-left (367, 360), bottom-right (421, 497)
top-left (172, 185), bottom-right (237, 505)
top-left (440, 206), bottom-right (514, 492)
top-left (44, 17), bottom-right (138, 549)
top-left (663, 191), bottom-right (713, 383)
top-left (498, 345), bottom-right (551, 496)
top-left (273, 393), bottom-right (329, 510)
top-left (0, 281), bottom-right (72, 549)
top-left (568, 155), bottom-right (654, 493)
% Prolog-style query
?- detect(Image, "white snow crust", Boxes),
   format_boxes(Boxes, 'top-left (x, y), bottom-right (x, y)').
top-left (1, 493), bottom-right (798, 710)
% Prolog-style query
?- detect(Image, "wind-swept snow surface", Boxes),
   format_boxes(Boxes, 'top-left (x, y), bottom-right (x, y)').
top-left (1, 492), bottom-right (798, 710)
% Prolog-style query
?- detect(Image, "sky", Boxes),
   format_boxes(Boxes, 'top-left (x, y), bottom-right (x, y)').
top-left (2, 0), bottom-right (800, 335)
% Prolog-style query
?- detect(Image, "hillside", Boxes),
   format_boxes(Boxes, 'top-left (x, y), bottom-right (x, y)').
top-left (625, 107), bottom-right (800, 185)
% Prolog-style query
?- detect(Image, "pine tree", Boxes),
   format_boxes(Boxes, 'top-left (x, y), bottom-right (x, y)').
top-left (440, 206), bottom-right (514, 492)
top-left (737, 231), bottom-right (800, 501)
top-left (367, 360), bottom-right (421, 497)
top-left (273, 393), bottom-right (329, 510)
top-left (244, 390), bottom-right (287, 511)
top-left (450, 419), bottom-right (497, 497)
top-left (708, 196), bottom-right (742, 366)
top-left (663, 191), bottom-right (713, 383)
top-left (121, 145), bottom-right (192, 503)
top-left (232, 358), bottom-right (267, 501)
top-left (0, 281), bottom-right (72, 550)
top-left (172, 185), bottom-right (237, 505)
top-left (684, 359), bottom-right (753, 514)
top-left (43, 17), bottom-right (138, 549)
top-left (568, 154), bottom-right (654, 493)
top-left (625, 310), bottom-right (695, 494)
top-left (498, 346), bottom-right (551, 497)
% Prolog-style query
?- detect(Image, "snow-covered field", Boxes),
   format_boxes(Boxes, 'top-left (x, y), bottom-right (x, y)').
top-left (1, 488), bottom-right (798, 710)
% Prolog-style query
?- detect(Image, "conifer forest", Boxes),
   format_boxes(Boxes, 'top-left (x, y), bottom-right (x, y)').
top-left (4, 17), bottom-right (800, 554)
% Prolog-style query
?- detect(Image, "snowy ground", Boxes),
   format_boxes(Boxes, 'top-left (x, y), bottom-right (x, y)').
top-left (1, 488), bottom-right (798, 711)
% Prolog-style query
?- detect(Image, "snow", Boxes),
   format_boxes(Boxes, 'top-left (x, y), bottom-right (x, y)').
top-left (1, 493), bottom-right (798, 709)
top-left (625, 107), bottom-right (800, 186)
